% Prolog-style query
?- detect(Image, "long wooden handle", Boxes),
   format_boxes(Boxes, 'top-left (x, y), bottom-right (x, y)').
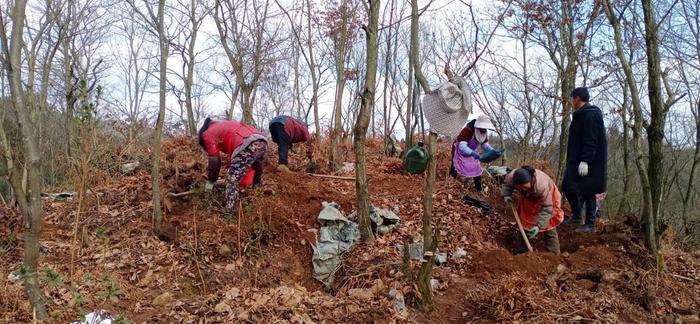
top-left (308, 173), bottom-right (355, 180)
top-left (508, 201), bottom-right (533, 253)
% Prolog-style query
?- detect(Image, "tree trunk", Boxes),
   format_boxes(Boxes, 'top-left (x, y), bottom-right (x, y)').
top-left (642, 0), bottom-right (666, 262)
top-left (602, 0), bottom-right (656, 258)
top-left (330, 77), bottom-right (346, 172)
top-left (410, 0), bottom-right (437, 311)
top-left (382, 1), bottom-right (393, 137)
top-left (185, 3), bottom-right (198, 137)
top-left (521, 36), bottom-right (534, 155)
top-left (241, 85), bottom-right (255, 125)
top-left (303, 0), bottom-right (321, 138)
top-left (681, 99), bottom-right (700, 236)
top-left (416, 132), bottom-right (437, 311)
top-left (405, 63), bottom-right (414, 148)
top-left (556, 72), bottom-right (574, 183)
top-left (0, 0), bottom-right (48, 318)
top-left (354, 0), bottom-right (380, 242)
top-left (227, 85), bottom-right (240, 120)
top-left (555, 0), bottom-right (580, 183)
top-left (617, 98), bottom-right (632, 216)
top-left (152, 0), bottom-right (168, 231)
top-left (329, 0), bottom-right (350, 172)
top-left (63, 39), bottom-right (75, 161)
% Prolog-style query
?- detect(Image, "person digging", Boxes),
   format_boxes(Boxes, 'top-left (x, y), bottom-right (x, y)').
top-left (502, 166), bottom-right (564, 254)
top-left (268, 115), bottom-right (311, 173)
top-left (198, 117), bottom-right (267, 219)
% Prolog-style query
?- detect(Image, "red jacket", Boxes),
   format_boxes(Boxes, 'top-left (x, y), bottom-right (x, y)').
top-left (285, 118), bottom-right (310, 143)
top-left (201, 120), bottom-right (263, 157)
top-left (271, 115), bottom-right (310, 143)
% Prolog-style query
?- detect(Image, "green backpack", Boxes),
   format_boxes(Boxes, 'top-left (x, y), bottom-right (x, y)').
top-left (403, 142), bottom-right (428, 174)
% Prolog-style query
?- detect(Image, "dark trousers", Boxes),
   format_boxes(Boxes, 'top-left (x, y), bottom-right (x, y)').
top-left (565, 192), bottom-right (597, 225)
top-left (516, 228), bottom-right (560, 254)
top-left (473, 176), bottom-right (483, 192)
top-left (269, 122), bottom-right (290, 165)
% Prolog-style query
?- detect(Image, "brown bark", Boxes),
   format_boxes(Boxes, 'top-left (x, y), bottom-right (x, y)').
top-left (602, 0), bottom-right (657, 259)
top-left (151, 0), bottom-right (168, 230)
top-left (354, 0), bottom-right (380, 242)
top-left (681, 98), bottom-right (700, 236)
top-left (275, 0), bottom-right (321, 137)
top-left (306, 0), bottom-right (321, 138)
top-left (213, 0), bottom-right (271, 126)
top-left (617, 86), bottom-right (632, 216)
top-left (0, 0), bottom-right (48, 318)
top-left (410, 0), bottom-right (438, 311)
top-left (183, 0), bottom-right (200, 136)
top-left (405, 61), bottom-right (414, 148)
top-left (416, 132), bottom-right (437, 311)
top-left (127, 0), bottom-right (170, 230)
top-left (329, 0), bottom-right (352, 172)
top-left (642, 0), bottom-right (676, 263)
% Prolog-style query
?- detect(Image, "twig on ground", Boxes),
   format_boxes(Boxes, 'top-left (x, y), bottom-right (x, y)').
top-left (308, 174), bottom-right (355, 180)
top-left (168, 191), bottom-right (193, 197)
top-left (669, 273), bottom-right (694, 281)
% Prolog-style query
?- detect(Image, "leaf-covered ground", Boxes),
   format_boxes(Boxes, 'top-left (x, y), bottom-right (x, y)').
top-left (1, 136), bottom-right (698, 323)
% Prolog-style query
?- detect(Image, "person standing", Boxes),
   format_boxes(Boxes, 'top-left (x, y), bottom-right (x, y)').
top-left (502, 166), bottom-right (564, 254)
top-left (198, 118), bottom-right (268, 217)
top-left (450, 115), bottom-right (497, 192)
top-left (268, 115), bottom-right (311, 173)
top-left (562, 87), bottom-right (608, 233)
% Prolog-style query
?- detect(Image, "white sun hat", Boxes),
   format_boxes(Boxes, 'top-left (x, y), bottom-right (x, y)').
top-left (422, 77), bottom-right (472, 137)
top-left (474, 114), bottom-right (496, 131)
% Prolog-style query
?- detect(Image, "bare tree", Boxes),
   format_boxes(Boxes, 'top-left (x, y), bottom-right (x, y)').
top-left (354, 0), bottom-right (380, 242)
top-left (213, 0), bottom-right (282, 125)
top-left (0, 0), bottom-right (49, 318)
top-left (672, 0), bottom-right (700, 244)
top-left (108, 17), bottom-right (155, 141)
top-left (509, 0), bottom-right (601, 181)
top-left (409, 0), bottom-right (437, 311)
top-left (170, 0), bottom-right (211, 136)
top-left (602, 0), bottom-right (682, 265)
top-left (325, 0), bottom-right (360, 172)
top-left (641, 0), bottom-right (681, 263)
top-left (126, 0), bottom-right (170, 231)
top-left (275, 0), bottom-right (324, 137)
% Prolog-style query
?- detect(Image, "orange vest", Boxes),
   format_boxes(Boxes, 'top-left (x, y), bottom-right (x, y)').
top-left (517, 184), bottom-right (564, 231)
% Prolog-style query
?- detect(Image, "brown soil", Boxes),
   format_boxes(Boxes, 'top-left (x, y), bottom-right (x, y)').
top-left (1, 136), bottom-right (698, 323)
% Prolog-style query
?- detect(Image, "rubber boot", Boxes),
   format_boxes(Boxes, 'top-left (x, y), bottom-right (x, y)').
top-left (543, 229), bottom-right (560, 254)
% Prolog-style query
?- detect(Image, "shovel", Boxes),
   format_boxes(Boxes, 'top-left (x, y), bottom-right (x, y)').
top-left (507, 201), bottom-right (533, 253)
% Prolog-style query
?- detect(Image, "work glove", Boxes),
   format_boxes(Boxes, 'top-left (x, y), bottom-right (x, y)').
top-left (578, 161), bottom-right (589, 177)
top-left (290, 146), bottom-right (300, 154)
top-left (527, 226), bottom-right (540, 239)
top-left (504, 196), bottom-right (513, 205)
top-left (470, 151), bottom-right (481, 160)
top-left (204, 181), bottom-right (214, 191)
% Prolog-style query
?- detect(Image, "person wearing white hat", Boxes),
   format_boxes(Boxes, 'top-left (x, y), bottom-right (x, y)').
top-left (449, 115), bottom-right (497, 192)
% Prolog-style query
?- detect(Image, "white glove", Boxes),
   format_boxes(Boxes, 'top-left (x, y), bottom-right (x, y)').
top-left (578, 162), bottom-right (589, 177)
top-left (204, 181), bottom-right (214, 191)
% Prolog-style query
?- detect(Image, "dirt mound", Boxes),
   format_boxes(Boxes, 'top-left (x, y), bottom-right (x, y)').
top-left (160, 135), bottom-right (208, 193)
top-left (2, 138), bottom-right (699, 323)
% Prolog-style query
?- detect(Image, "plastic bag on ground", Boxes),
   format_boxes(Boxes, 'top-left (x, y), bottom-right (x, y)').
top-left (312, 202), bottom-right (360, 288)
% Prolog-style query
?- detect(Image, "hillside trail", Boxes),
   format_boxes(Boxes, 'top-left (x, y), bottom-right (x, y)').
top-left (1, 136), bottom-right (698, 323)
